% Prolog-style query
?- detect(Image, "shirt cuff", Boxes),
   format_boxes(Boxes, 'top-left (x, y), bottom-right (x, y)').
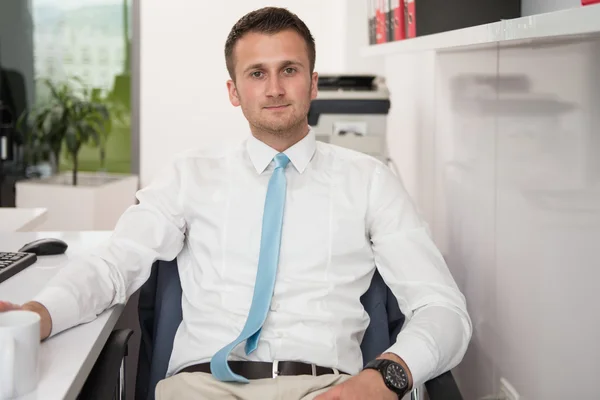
top-left (32, 286), bottom-right (81, 338)
top-left (385, 332), bottom-right (437, 389)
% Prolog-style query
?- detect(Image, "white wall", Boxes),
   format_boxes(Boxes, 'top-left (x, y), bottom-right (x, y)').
top-left (383, 36), bottom-right (600, 400)
top-left (494, 38), bottom-right (600, 400)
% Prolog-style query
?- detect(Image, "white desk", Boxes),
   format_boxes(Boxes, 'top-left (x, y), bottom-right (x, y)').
top-left (0, 231), bottom-right (123, 400)
top-left (0, 208), bottom-right (48, 232)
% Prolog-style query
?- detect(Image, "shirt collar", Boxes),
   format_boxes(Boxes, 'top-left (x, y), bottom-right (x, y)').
top-left (246, 128), bottom-right (316, 175)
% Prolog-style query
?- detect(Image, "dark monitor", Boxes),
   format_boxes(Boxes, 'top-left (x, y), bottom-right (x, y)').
top-left (0, 40), bottom-right (18, 163)
top-left (0, 40), bottom-right (30, 207)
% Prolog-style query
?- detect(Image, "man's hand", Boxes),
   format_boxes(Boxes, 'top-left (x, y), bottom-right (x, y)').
top-left (315, 353), bottom-right (412, 400)
top-left (0, 300), bottom-right (52, 340)
top-left (314, 369), bottom-right (397, 400)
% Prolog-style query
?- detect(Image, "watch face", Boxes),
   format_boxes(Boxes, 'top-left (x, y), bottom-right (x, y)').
top-left (385, 363), bottom-right (408, 390)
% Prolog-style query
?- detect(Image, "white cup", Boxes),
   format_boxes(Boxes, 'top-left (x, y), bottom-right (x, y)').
top-left (0, 310), bottom-right (40, 400)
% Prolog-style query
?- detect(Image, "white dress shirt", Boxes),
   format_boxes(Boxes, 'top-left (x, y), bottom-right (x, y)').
top-left (33, 129), bottom-right (472, 388)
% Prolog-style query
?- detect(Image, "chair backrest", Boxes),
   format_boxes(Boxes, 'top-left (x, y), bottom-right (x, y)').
top-left (135, 259), bottom-right (405, 400)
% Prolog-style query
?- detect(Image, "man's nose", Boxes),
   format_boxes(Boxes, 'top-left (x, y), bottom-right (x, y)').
top-left (266, 76), bottom-right (285, 97)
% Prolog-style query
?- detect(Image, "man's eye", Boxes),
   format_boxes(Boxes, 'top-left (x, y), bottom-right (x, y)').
top-left (251, 71), bottom-right (264, 78)
top-left (283, 68), bottom-right (296, 75)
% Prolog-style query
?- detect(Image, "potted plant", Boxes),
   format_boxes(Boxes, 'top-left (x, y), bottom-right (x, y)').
top-left (15, 78), bottom-right (139, 231)
top-left (21, 78), bottom-right (110, 185)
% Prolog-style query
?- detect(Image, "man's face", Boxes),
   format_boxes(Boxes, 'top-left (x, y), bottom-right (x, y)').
top-left (227, 29), bottom-right (318, 135)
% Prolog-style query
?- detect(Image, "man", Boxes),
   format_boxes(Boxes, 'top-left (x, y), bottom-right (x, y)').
top-left (0, 7), bottom-right (472, 400)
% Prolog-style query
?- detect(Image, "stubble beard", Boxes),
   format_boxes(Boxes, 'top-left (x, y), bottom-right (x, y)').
top-left (242, 84), bottom-right (313, 139)
top-left (251, 110), bottom-right (306, 139)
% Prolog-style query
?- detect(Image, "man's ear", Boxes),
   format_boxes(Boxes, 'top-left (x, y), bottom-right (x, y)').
top-left (227, 79), bottom-right (240, 107)
top-left (310, 72), bottom-right (319, 100)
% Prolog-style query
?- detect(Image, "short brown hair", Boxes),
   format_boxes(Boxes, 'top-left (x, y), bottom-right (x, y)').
top-left (224, 7), bottom-right (316, 80)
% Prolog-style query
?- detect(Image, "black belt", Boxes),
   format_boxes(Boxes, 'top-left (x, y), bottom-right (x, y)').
top-left (178, 361), bottom-right (349, 379)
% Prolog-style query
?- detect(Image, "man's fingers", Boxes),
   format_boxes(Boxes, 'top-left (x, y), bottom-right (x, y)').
top-left (313, 388), bottom-right (336, 400)
top-left (0, 301), bottom-right (21, 312)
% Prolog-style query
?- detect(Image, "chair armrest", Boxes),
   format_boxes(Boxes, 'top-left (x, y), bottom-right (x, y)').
top-left (424, 371), bottom-right (463, 400)
top-left (78, 329), bottom-right (134, 400)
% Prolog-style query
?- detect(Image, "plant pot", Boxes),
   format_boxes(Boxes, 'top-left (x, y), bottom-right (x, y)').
top-left (15, 172), bottom-right (139, 231)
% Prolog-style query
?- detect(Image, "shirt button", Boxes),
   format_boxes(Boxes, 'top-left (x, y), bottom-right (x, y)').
top-left (276, 331), bottom-right (284, 338)
top-left (270, 302), bottom-right (280, 311)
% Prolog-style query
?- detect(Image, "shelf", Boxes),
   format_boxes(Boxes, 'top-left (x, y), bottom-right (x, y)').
top-left (361, 4), bottom-right (600, 57)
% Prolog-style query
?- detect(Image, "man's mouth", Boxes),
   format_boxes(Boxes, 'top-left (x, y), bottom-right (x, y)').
top-left (264, 104), bottom-right (290, 110)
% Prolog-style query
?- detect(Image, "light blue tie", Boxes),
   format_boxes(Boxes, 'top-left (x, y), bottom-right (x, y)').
top-left (210, 153), bottom-right (290, 383)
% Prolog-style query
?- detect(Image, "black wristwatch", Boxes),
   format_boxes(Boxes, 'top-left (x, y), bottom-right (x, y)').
top-left (363, 359), bottom-right (410, 397)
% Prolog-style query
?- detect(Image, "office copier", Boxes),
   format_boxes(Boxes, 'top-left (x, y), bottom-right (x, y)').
top-left (308, 75), bottom-right (391, 162)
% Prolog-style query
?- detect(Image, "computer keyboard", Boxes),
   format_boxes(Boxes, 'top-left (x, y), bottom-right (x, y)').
top-left (0, 252), bottom-right (37, 284)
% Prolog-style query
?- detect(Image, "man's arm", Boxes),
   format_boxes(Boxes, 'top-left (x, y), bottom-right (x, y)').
top-left (0, 158), bottom-right (188, 340)
top-left (366, 162), bottom-right (473, 390)
top-left (315, 162), bottom-right (472, 400)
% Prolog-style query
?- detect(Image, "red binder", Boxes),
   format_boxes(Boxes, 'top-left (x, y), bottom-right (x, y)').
top-left (405, 0), bottom-right (416, 38)
top-left (392, 0), bottom-right (406, 41)
top-left (582, 0), bottom-right (600, 4)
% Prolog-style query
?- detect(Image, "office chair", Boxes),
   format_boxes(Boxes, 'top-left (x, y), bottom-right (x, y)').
top-left (135, 260), bottom-right (464, 400)
top-left (79, 328), bottom-right (134, 400)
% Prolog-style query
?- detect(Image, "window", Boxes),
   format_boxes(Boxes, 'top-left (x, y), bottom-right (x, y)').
top-left (46, 57), bottom-right (55, 77)
top-left (1, 0), bottom-right (134, 174)
top-left (99, 47), bottom-right (109, 65)
top-left (63, 51), bottom-right (74, 64)
top-left (81, 47), bottom-right (91, 65)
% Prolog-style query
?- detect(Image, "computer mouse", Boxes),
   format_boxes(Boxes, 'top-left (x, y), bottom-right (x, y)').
top-left (18, 238), bottom-right (68, 256)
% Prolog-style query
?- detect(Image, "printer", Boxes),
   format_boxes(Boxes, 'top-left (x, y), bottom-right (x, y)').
top-left (308, 75), bottom-right (391, 162)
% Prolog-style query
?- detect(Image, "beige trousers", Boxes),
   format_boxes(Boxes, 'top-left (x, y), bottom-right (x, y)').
top-left (155, 372), bottom-right (352, 400)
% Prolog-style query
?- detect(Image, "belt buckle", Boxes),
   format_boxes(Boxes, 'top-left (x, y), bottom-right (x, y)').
top-left (272, 361), bottom-right (280, 379)
top-left (311, 364), bottom-right (317, 376)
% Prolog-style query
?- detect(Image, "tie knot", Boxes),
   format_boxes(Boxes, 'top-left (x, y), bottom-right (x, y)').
top-left (273, 153), bottom-right (290, 169)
